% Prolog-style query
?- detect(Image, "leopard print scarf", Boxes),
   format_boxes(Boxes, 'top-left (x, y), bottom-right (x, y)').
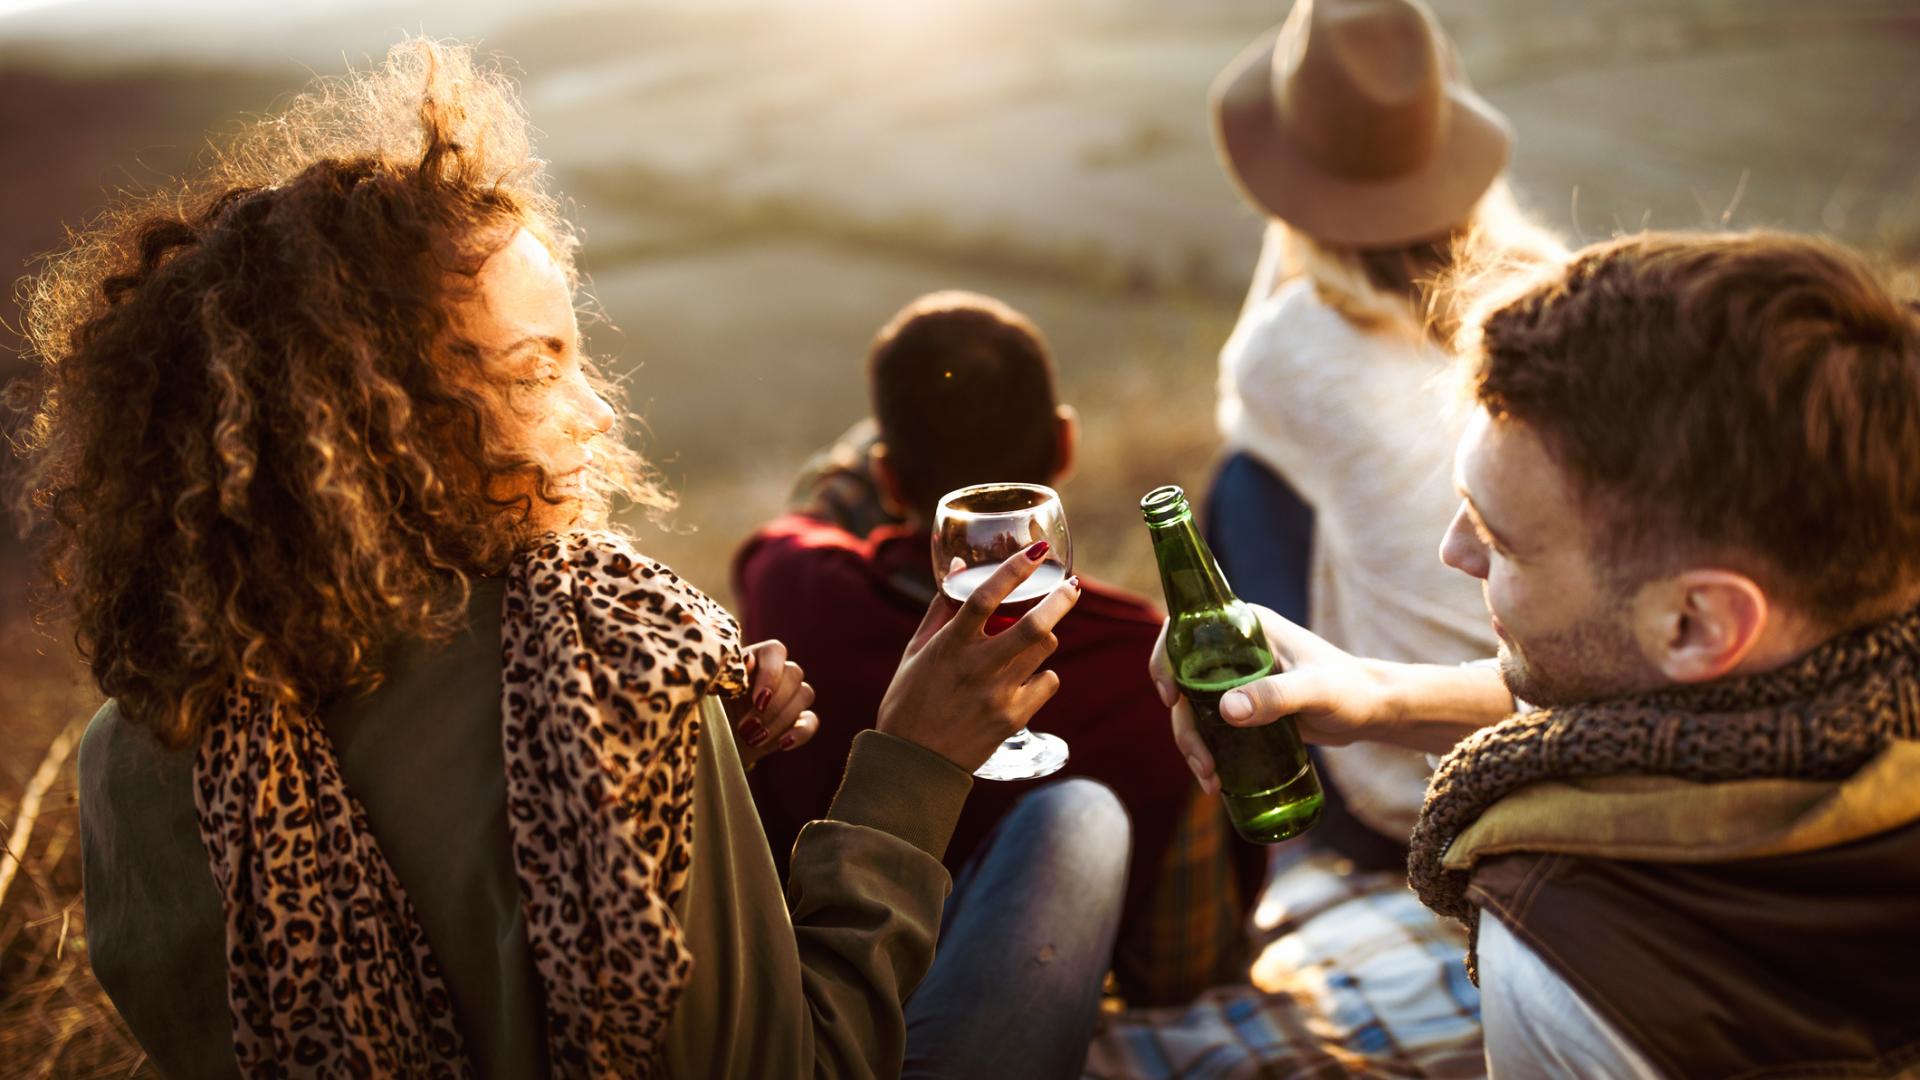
top-left (1409, 601), bottom-right (1920, 981)
top-left (193, 530), bottom-right (747, 1076)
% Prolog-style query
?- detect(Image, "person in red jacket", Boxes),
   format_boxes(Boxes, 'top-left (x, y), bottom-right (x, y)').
top-left (736, 291), bottom-right (1263, 1004)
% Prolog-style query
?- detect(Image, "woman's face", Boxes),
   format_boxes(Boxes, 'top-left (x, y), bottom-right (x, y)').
top-left (454, 227), bottom-right (616, 526)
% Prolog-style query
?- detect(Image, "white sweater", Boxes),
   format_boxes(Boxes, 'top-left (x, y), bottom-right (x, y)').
top-left (1217, 274), bottom-right (1498, 839)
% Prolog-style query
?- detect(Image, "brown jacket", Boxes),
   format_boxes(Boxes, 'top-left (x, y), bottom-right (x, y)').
top-left (1449, 743), bottom-right (1920, 1079)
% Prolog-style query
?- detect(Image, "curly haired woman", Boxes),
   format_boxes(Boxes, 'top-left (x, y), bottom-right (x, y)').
top-left (23, 42), bottom-right (1127, 1079)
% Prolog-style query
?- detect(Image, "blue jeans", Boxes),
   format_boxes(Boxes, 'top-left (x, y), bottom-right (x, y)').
top-left (903, 778), bottom-right (1129, 1079)
top-left (1202, 451), bottom-right (1314, 627)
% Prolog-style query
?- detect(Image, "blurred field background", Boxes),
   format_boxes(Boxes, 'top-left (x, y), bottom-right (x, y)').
top-left (1, 0), bottom-right (1916, 1073)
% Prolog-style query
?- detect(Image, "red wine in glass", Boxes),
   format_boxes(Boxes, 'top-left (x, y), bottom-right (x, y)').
top-left (930, 483), bottom-right (1072, 780)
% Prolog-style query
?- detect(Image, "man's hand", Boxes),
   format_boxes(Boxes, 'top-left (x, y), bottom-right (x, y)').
top-left (1149, 605), bottom-right (1512, 793)
top-left (877, 546), bottom-right (1081, 772)
top-left (729, 640), bottom-right (820, 769)
top-left (1150, 605), bottom-right (1392, 795)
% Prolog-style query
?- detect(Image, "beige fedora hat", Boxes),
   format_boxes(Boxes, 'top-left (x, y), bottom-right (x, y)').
top-left (1212, 0), bottom-right (1513, 248)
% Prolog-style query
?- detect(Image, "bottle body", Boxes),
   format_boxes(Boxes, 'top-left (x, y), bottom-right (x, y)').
top-left (1142, 486), bottom-right (1322, 844)
top-left (1172, 635), bottom-right (1323, 843)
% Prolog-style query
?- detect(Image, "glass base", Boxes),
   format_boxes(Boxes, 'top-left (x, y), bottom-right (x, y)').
top-left (973, 729), bottom-right (1069, 782)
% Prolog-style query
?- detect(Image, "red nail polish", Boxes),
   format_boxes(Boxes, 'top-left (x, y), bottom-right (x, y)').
top-left (1025, 540), bottom-right (1049, 561)
top-left (778, 732), bottom-right (797, 751)
top-left (755, 688), bottom-right (772, 711)
top-left (741, 721), bottom-right (768, 746)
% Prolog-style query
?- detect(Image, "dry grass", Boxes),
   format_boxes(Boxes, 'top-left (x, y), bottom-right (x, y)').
top-left (0, 602), bottom-right (150, 1079)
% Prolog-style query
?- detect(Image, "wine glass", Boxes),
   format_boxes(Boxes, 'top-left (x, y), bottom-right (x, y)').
top-left (931, 483), bottom-right (1072, 781)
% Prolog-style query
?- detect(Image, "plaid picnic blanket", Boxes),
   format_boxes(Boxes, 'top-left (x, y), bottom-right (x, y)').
top-left (1084, 849), bottom-right (1485, 1079)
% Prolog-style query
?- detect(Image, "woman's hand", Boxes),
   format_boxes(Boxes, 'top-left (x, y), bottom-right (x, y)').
top-left (729, 639), bottom-right (820, 769)
top-left (877, 545), bottom-right (1081, 772)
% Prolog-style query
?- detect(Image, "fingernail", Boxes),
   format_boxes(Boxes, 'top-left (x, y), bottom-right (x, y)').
top-left (1185, 755), bottom-right (1204, 781)
top-left (741, 720), bottom-right (769, 746)
top-left (1024, 540), bottom-right (1049, 561)
top-left (1154, 678), bottom-right (1174, 707)
top-left (1066, 575), bottom-right (1080, 591)
top-left (754, 688), bottom-right (772, 711)
top-left (778, 732), bottom-right (797, 751)
top-left (1221, 691), bottom-right (1250, 722)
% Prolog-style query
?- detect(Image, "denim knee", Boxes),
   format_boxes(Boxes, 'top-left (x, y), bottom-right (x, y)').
top-left (1012, 778), bottom-right (1130, 884)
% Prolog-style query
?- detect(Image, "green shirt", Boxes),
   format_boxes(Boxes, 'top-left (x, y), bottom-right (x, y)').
top-left (78, 576), bottom-right (972, 1078)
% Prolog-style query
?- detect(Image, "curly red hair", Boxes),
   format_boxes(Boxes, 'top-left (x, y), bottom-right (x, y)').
top-left (14, 40), bottom-right (667, 747)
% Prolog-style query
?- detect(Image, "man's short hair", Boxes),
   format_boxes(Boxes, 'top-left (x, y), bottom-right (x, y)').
top-left (1470, 230), bottom-right (1920, 627)
top-left (869, 291), bottom-right (1060, 520)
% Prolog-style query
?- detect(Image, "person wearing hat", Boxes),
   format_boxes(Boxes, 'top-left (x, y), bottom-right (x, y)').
top-left (1203, 0), bottom-right (1563, 865)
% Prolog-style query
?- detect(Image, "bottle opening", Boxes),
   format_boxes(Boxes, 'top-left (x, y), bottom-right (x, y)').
top-left (1140, 484), bottom-right (1190, 526)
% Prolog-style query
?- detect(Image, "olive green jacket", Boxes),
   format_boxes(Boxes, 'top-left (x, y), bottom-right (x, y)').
top-left (78, 576), bottom-right (972, 1078)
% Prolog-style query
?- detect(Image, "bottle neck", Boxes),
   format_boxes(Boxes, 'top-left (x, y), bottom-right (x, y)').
top-left (1145, 509), bottom-right (1237, 615)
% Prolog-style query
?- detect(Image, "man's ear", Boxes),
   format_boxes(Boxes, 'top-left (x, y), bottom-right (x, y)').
top-left (870, 441), bottom-right (909, 520)
top-left (1050, 404), bottom-right (1080, 487)
top-left (1638, 569), bottom-right (1770, 684)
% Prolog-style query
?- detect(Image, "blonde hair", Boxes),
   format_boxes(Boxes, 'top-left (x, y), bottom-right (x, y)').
top-left (1273, 180), bottom-right (1566, 344)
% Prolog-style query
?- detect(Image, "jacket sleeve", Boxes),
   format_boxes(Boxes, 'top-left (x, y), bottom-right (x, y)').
top-left (784, 729), bottom-right (972, 1077)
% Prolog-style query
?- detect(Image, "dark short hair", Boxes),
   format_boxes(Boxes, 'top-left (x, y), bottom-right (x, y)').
top-left (1471, 230), bottom-right (1920, 627)
top-left (869, 291), bottom-right (1060, 520)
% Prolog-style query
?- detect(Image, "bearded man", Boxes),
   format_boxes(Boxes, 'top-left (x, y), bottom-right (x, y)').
top-left (1157, 230), bottom-right (1920, 1078)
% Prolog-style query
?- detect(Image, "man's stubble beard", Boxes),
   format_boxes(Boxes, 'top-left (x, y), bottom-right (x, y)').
top-left (1495, 599), bottom-right (1665, 708)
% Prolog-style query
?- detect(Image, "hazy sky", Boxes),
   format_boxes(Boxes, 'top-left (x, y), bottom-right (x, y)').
top-left (0, 0), bottom-right (918, 67)
top-left (3, 0), bottom-right (568, 17)
top-left (1, 0), bottom-right (622, 64)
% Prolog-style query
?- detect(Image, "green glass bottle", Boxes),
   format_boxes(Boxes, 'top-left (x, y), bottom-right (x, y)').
top-left (1140, 484), bottom-right (1323, 844)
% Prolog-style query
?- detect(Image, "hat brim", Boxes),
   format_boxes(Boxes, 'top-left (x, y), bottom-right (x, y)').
top-left (1210, 30), bottom-right (1514, 248)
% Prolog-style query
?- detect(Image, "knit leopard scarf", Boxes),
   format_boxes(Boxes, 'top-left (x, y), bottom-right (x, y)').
top-left (1409, 601), bottom-right (1920, 981)
top-left (193, 530), bottom-right (748, 1076)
